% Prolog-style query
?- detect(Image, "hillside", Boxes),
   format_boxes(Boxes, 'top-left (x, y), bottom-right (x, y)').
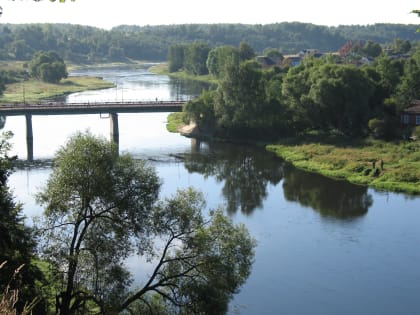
top-left (0, 22), bottom-right (419, 63)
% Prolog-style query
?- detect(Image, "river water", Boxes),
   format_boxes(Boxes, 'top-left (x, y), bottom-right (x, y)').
top-left (3, 66), bottom-right (420, 315)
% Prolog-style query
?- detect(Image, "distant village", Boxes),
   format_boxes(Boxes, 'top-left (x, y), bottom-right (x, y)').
top-left (256, 41), bottom-right (411, 69)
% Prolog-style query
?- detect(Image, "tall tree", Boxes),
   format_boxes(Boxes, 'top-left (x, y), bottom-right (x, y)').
top-left (29, 50), bottom-right (68, 83)
top-left (168, 44), bottom-right (186, 73)
top-left (396, 44), bottom-right (420, 109)
top-left (0, 131), bottom-right (45, 314)
top-left (184, 42), bottom-right (211, 75)
top-left (36, 132), bottom-right (255, 315)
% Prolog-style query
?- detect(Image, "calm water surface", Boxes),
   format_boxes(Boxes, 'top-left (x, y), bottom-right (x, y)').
top-left (4, 67), bottom-right (420, 315)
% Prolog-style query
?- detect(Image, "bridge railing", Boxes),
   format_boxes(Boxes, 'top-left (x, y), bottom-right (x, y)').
top-left (0, 99), bottom-right (190, 111)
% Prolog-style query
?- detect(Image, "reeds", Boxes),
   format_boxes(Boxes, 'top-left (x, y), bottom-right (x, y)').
top-left (0, 261), bottom-right (39, 315)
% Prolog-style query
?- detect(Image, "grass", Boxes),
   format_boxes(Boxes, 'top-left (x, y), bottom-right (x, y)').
top-left (0, 76), bottom-right (114, 103)
top-left (149, 63), bottom-right (218, 85)
top-left (267, 137), bottom-right (420, 195)
top-left (0, 262), bottom-right (39, 315)
top-left (166, 112), bottom-right (187, 132)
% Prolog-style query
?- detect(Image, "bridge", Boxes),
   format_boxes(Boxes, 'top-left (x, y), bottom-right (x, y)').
top-left (0, 100), bottom-right (185, 116)
top-left (0, 100), bottom-right (188, 161)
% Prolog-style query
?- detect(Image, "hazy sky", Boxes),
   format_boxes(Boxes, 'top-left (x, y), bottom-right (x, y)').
top-left (1, 0), bottom-right (420, 29)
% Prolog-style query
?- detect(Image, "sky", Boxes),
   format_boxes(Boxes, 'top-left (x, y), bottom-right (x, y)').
top-left (0, 0), bottom-right (420, 30)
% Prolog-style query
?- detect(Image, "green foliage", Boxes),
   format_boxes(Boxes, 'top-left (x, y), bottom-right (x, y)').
top-left (184, 42), bottom-right (211, 75)
top-left (168, 44), bottom-right (186, 72)
top-left (281, 60), bottom-right (379, 137)
top-left (362, 41), bottom-right (382, 58)
top-left (412, 126), bottom-right (420, 139)
top-left (395, 45), bottom-right (420, 108)
top-left (1, 22), bottom-right (417, 64)
top-left (36, 132), bottom-right (256, 314)
top-left (28, 51), bottom-right (67, 83)
top-left (393, 38), bottom-right (411, 54)
top-left (166, 112), bottom-right (187, 132)
top-left (267, 139), bottom-right (420, 194)
top-left (0, 132), bottom-right (46, 315)
top-left (184, 89), bottom-right (216, 130)
top-left (0, 77), bottom-right (4, 97)
top-left (238, 41), bottom-right (255, 61)
top-left (214, 59), bottom-right (272, 137)
top-left (206, 45), bottom-right (239, 78)
top-left (368, 117), bottom-right (400, 140)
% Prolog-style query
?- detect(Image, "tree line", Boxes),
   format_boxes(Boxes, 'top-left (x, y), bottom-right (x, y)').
top-left (0, 22), bottom-right (419, 63)
top-left (182, 41), bottom-right (420, 140)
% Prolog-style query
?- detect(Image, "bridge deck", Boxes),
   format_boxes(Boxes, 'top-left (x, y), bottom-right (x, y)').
top-left (0, 100), bottom-right (185, 116)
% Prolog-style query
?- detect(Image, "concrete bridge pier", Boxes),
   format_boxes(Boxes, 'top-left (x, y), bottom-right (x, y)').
top-left (25, 114), bottom-right (33, 161)
top-left (110, 112), bottom-right (119, 151)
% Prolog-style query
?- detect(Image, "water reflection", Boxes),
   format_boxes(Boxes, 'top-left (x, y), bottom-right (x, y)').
top-left (169, 77), bottom-right (214, 101)
top-left (182, 141), bottom-right (373, 218)
top-left (282, 164), bottom-right (373, 219)
top-left (183, 142), bottom-right (283, 215)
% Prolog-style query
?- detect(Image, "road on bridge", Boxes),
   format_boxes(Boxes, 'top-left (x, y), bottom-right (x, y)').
top-left (0, 100), bottom-right (186, 116)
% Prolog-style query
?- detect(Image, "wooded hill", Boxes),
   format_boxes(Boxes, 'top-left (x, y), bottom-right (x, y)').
top-left (0, 22), bottom-right (419, 63)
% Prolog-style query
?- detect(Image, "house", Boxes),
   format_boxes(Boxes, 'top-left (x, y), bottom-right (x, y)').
top-left (401, 100), bottom-right (420, 127)
top-left (282, 54), bottom-right (302, 67)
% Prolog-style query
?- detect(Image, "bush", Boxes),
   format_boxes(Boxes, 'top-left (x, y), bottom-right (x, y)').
top-left (368, 117), bottom-right (399, 140)
top-left (412, 126), bottom-right (420, 140)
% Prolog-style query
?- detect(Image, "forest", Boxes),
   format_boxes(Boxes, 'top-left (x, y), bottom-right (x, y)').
top-left (0, 22), bottom-right (419, 63)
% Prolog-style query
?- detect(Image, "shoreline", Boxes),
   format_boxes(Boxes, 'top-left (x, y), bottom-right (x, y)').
top-left (266, 141), bottom-right (420, 195)
top-left (170, 114), bottom-right (420, 195)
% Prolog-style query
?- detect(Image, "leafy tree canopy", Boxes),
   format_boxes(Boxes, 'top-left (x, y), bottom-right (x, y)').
top-left (36, 131), bottom-right (256, 315)
top-left (28, 50), bottom-right (68, 83)
top-left (0, 131), bottom-right (46, 314)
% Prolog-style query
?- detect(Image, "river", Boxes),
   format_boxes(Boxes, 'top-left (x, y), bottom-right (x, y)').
top-left (3, 66), bottom-right (420, 315)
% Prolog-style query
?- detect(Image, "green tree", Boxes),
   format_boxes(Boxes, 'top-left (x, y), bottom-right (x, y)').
top-left (396, 44), bottom-right (420, 109)
top-left (168, 44), bottom-right (186, 73)
top-left (29, 50), bottom-right (68, 83)
top-left (0, 74), bottom-right (5, 96)
top-left (393, 38), bottom-right (411, 54)
top-left (36, 132), bottom-right (255, 315)
top-left (362, 41), bottom-right (382, 58)
top-left (281, 61), bottom-right (315, 132)
top-left (0, 131), bottom-right (45, 314)
top-left (238, 41), bottom-right (255, 61)
top-left (215, 60), bottom-right (267, 137)
top-left (308, 64), bottom-right (376, 136)
top-left (282, 60), bottom-right (377, 136)
top-left (184, 89), bottom-right (216, 131)
top-left (206, 45), bottom-right (239, 78)
top-left (184, 42), bottom-right (211, 75)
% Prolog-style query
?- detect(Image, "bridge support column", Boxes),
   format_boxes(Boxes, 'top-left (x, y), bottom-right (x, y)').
top-left (25, 114), bottom-right (33, 161)
top-left (110, 112), bottom-right (119, 152)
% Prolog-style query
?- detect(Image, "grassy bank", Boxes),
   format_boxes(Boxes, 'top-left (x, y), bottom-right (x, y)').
top-left (0, 76), bottom-right (114, 103)
top-left (166, 112), bottom-right (186, 132)
top-left (149, 63), bottom-right (217, 85)
top-left (267, 138), bottom-right (420, 195)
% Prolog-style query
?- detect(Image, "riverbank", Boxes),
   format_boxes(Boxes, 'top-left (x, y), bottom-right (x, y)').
top-left (0, 76), bottom-right (114, 103)
top-left (149, 63), bottom-right (217, 85)
top-left (266, 139), bottom-right (420, 195)
top-left (168, 113), bottom-right (420, 195)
